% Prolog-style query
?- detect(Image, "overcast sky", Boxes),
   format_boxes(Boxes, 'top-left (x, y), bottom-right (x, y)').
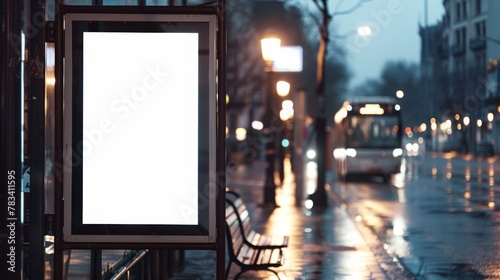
top-left (329, 0), bottom-right (445, 89)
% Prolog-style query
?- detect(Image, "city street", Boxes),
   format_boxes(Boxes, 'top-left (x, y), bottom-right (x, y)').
top-left (335, 152), bottom-right (500, 279)
top-left (43, 152), bottom-right (500, 279)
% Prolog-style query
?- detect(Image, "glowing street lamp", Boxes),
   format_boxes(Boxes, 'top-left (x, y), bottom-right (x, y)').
top-left (336, 25), bottom-right (372, 39)
top-left (396, 90), bottom-right (404, 99)
top-left (276, 81), bottom-right (290, 97)
top-left (280, 100), bottom-right (294, 121)
top-left (357, 26), bottom-right (372, 36)
top-left (260, 37), bottom-right (281, 71)
top-left (463, 116), bottom-right (471, 126)
top-left (488, 112), bottom-right (494, 122)
top-left (477, 119), bottom-right (483, 128)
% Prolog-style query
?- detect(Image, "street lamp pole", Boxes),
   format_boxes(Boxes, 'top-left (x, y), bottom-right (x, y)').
top-left (481, 35), bottom-right (500, 45)
top-left (276, 81), bottom-right (291, 184)
top-left (260, 37), bottom-right (281, 207)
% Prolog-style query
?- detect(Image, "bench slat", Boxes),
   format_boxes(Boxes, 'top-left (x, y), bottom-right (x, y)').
top-left (255, 248), bottom-right (282, 266)
top-left (237, 245), bottom-right (256, 265)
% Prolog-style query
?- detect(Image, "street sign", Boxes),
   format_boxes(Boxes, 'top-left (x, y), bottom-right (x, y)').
top-left (273, 46), bottom-right (303, 72)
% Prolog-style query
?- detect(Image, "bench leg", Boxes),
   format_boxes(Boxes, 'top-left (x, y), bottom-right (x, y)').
top-left (233, 269), bottom-right (245, 280)
top-left (266, 268), bottom-right (281, 279)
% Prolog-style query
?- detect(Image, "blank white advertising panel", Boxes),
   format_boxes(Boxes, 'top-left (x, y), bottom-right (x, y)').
top-left (82, 32), bottom-right (199, 225)
top-left (63, 13), bottom-right (216, 243)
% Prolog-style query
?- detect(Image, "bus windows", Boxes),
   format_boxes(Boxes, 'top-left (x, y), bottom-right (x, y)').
top-left (347, 116), bottom-right (400, 149)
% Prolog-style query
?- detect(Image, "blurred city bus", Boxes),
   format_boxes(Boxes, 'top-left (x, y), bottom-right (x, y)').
top-left (332, 96), bottom-right (403, 179)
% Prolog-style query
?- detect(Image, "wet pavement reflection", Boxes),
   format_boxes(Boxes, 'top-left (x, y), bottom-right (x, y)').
top-left (222, 158), bottom-right (388, 279)
top-left (333, 152), bottom-right (500, 279)
top-left (52, 152), bottom-right (500, 279)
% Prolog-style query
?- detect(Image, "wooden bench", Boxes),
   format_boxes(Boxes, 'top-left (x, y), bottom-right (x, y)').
top-left (225, 202), bottom-right (284, 280)
top-left (226, 190), bottom-right (289, 249)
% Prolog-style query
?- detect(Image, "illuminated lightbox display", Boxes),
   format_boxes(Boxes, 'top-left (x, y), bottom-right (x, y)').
top-left (63, 13), bottom-right (216, 243)
top-left (82, 32), bottom-right (199, 225)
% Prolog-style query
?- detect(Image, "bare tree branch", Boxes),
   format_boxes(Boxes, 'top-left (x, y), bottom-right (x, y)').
top-left (310, 13), bottom-right (323, 34)
top-left (311, 0), bottom-right (324, 12)
top-left (333, 0), bottom-right (345, 14)
top-left (331, 0), bottom-right (374, 18)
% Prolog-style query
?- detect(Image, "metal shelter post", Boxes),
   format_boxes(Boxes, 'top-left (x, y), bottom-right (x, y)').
top-left (217, 0), bottom-right (227, 278)
top-left (0, 1), bottom-right (24, 279)
top-left (53, 3), bottom-right (227, 279)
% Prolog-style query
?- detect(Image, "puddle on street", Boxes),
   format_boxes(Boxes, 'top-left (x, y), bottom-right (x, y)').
top-left (425, 262), bottom-right (486, 279)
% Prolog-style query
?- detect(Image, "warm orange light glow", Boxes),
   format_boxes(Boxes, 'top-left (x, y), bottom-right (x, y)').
top-left (396, 90), bottom-right (404, 98)
top-left (334, 108), bottom-right (348, 124)
top-left (463, 116), bottom-right (470, 126)
top-left (235, 127), bottom-right (247, 141)
top-left (276, 81), bottom-right (290, 97)
top-left (432, 167), bottom-right (437, 177)
top-left (360, 104), bottom-right (384, 115)
top-left (487, 112), bottom-right (494, 122)
top-left (419, 123), bottom-right (427, 132)
top-left (260, 37), bottom-right (281, 63)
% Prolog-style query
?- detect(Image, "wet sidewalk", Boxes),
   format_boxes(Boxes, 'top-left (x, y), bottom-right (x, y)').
top-left (172, 158), bottom-right (389, 279)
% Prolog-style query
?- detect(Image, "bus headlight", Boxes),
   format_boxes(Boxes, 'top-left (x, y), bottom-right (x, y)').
top-left (334, 148), bottom-right (357, 158)
top-left (392, 148), bottom-right (403, 157)
top-left (346, 148), bottom-right (357, 157)
top-left (333, 148), bottom-right (345, 158)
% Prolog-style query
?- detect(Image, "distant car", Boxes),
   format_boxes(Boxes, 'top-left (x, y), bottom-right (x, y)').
top-left (476, 142), bottom-right (494, 157)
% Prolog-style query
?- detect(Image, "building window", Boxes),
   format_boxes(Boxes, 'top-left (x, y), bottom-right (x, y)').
top-left (462, 27), bottom-right (467, 46)
top-left (475, 21), bottom-right (486, 37)
top-left (456, 2), bottom-right (461, 22)
top-left (476, 0), bottom-right (482, 16)
top-left (455, 27), bottom-right (467, 46)
top-left (462, 0), bottom-right (467, 19)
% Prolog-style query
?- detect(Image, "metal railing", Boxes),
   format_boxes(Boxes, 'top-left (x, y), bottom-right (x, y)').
top-left (102, 250), bottom-right (148, 280)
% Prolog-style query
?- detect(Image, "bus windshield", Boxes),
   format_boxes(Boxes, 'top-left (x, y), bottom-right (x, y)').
top-left (346, 115), bottom-right (400, 149)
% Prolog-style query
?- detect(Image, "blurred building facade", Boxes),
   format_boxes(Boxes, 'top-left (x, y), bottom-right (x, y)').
top-left (421, 0), bottom-right (500, 153)
top-left (226, 0), bottom-right (312, 163)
